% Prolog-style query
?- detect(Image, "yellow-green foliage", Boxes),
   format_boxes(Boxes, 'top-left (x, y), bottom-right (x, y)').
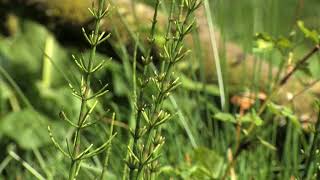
top-left (5, 14), bottom-right (19, 35)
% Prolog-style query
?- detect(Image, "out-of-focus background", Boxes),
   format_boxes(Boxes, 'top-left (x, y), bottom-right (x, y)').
top-left (0, 0), bottom-right (320, 179)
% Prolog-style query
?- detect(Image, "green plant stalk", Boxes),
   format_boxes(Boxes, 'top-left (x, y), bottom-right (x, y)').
top-left (0, 156), bottom-right (12, 175)
top-left (134, 1), bottom-right (176, 177)
top-left (143, 0), bottom-right (201, 177)
top-left (100, 113), bottom-right (116, 180)
top-left (69, 0), bottom-right (106, 179)
top-left (283, 120), bottom-right (293, 179)
top-left (121, 39), bottom-right (139, 180)
top-left (129, 63), bottom-right (147, 180)
top-left (41, 34), bottom-right (54, 88)
top-left (166, 0), bottom-right (197, 149)
top-left (128, 0), bottom-right (160, 179)
top-left (33, 149), bottom-right (53, 179)
top-left (126, 0), bottom-right (201, 179)
top-left (204, 0), bottom-right (226, 109)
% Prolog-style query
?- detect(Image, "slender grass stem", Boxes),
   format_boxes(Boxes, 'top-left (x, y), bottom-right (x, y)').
top-left (100, 113), bottom-right (116, 180)
top-left (204, 0), bottom-right (226, 109)
top-left (303, 103), bottom-right (320, 179)
top-left (8, 151), bottom-right (46, 180)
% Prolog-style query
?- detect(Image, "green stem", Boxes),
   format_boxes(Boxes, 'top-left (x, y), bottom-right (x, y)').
top-left (204, 0), bottom-right (226, 109)
top-left (129, 66), bottom-right (147, 180)
top-left (128, 1), bottom-right (161, 179)
top-left (68, 0), bottom-right (106, 179)
top-left (42, 34), bottom-right (54, 88)
top-left (100, 114), bottom-right (115, 180)
top-left (303, 104), bottom-right (320, 179)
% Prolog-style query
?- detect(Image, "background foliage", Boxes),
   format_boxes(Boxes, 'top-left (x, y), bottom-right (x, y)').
top-left (0, 0), bottom-right (320, 179)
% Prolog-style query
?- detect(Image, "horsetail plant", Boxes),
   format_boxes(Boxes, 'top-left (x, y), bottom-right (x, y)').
top-left (47, 0), bottom-right (116, 179)
top-left (125, 0), bottom-right (202, 179)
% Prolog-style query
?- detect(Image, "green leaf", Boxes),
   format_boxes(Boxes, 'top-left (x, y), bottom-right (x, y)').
top-left (267, 102), bottom-right (301, 128)
top-left (276, 37), bottom-right (293, 50)
top-left (255, 33), bottom-right (273, 41)
top-left (253, 39), bottom-right (274, 53)
top-left (192, 147), bottom-right (224, 179)
top-left (253, 33), bottom-right (274, 53)
top-left (257, 136), bottom-right (277, 151)
top-left (298, 63), bottom-right (313, 77)
top-left (239, 110), bottom-right (263, 126)
top-left (180, 74), bottom-right (220, 96)
top-left (0, 109), bottom-right (61, 149)
top-left (297, 20), bottom-right (320, 44)
top-left (213, 112), bottom-right (236, 123)
top-left (267, 102), bottom-right (282, 115)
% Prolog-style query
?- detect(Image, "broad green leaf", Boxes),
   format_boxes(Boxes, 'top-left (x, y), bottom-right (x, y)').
top-left (214, 112), bottom-right (236, 123)
top-left (0, 21), bottom-right (47, 74)
top-left (0, 109), bottom-right (62, 149)
top-left (37, 86), bottom-right (80, 119)
top-left (192, 147), bottom-right (224, 179)
top-left (239, 110), bottom-right (263, 126)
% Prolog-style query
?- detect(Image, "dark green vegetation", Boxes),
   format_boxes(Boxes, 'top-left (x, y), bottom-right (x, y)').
top-left (1, 0), bottom-right (320, 179)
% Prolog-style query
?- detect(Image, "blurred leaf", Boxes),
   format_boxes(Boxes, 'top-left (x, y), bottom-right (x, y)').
top-left (0, 109), bottom-right (61, 149)
top-left (255, 33), bottom-right (273, 41)
top-left (297, 20), bottom-right (320, 44)
top-left (298, 63), bottom-right (313, 77)
top-left (192, 147), bottom-right (224, 179)
top-left (180, 74), bottom-right (220, 96)
top-left (253, 39), bottom-right (274, 53)
top-left (113, 72), bottom-right (128, 96)
top-left (267, 102), bottom-right (301, 128)
top-left (276, 37), bottom-right (293, 50)
top-left (239, 110), bottom-right (263, 126)
top-left (267, 102), bottom-right (282, 116)
top-left (37, 85), bottom-right (79, 119)
top-left (102, 60), bottom-right (129, 96)
top-left (0, 20), bottom-right (47, 73)
top-left (257, 136), bottom-right (277, 151)
top-left (253, 33), bottom-right (274, 53)
top-left (213, 112), bottom-right (236, 123)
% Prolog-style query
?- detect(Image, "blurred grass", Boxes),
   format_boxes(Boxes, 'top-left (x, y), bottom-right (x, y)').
top-left (0, 0), bottom-right (320, 179)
